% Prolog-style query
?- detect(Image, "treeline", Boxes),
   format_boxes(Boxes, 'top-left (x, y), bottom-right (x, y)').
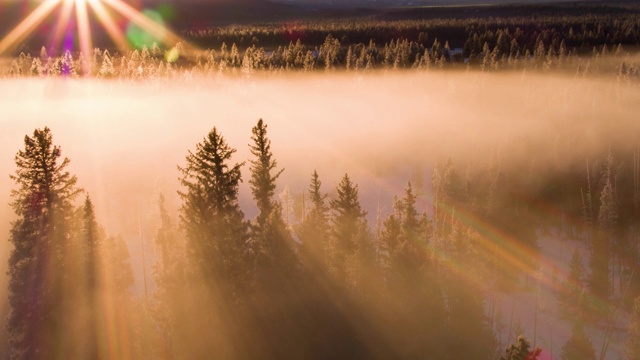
top-left (3, 6), bottom-right (640, 78)
top-left (2, 38), bottom-right (639, 80)
top-left (5, 122), bottom-right (640, 359)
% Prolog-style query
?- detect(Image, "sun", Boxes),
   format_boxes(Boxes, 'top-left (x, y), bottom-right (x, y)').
top-left (0, 0), bottom-right (195, 74)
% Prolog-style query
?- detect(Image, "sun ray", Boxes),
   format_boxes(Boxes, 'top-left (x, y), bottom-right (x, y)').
top-left (0, 0), bottom-right (63, 55)
top-left (75, 0), bottom-right (93, 74)
top-left (51, 0), bottom-right (75, 52)
top-left (87, 0), bottom-right (129, 52)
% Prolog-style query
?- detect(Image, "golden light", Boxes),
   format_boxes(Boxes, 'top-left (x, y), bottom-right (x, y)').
top-left (0, 0), bottom-right (198, 73)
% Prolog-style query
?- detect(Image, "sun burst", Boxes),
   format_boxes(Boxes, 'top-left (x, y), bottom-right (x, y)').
top-left (0, 0), bottom-right (196, 74)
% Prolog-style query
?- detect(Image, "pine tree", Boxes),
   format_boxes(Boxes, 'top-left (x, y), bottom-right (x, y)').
top-left (246, 119), bottom-right (302, 358)
top-left (178, 126), bottom-right (248, 293)
top-left (6, 127), bottom-right (82, 360)
top-left (297, 170), bottom-right (330, 271)
top-left (380, 183), bottom-right (446, 359)
top-left (560, 321), bottom-right (596, 360)
top-left (177, 126), bottom-right (248, 356)
top-left (330, 173), bottom-right (368, 284)
top-left (247, 119), bottom-right (298, 281)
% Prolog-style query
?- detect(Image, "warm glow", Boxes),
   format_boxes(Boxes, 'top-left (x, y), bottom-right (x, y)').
top-left (0, 0), bottom-right (62, 54)
top-left (0, 0), bottom-right (196, 65)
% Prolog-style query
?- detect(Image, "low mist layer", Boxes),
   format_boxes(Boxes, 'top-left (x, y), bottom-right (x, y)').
top-left (1, 71), bottom-right (640, 359)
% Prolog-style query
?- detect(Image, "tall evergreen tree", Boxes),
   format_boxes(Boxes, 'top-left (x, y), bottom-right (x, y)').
top-left (297, 170), bottom-right (330, 271)
top-left (6, 127), bottom-right (82, 360)
top-left (380, 183), bottom-right (447, 359)
top-left (329, 173), bottom-right (369, 288)
top-left (246, 119), bottom-right (304, 358)
top-left (247, 119), bottom-right (298, 281)
top-left (178, 126), bottom-right (248, 357)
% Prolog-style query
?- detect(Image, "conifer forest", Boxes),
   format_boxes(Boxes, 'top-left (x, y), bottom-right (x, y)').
top-left (1, 0), bottom-right (640, 359)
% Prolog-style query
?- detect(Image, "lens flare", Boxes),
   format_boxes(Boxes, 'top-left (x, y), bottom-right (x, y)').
top-left (0, 0), bottom-right (198, 72)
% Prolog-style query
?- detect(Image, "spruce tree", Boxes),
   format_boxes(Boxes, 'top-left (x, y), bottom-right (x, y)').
top-left (247, 119), bottom-right (298, 281)
top-left (329, 173), bottom-right (368, 286)
top-left (246, 119), bottom-right (302, 358)
top-left (297, 170), bottom-right (330, 271)
top-left (380, 183), bottom-right (447, 359)
top-left (6, 127), bottom-right (82, 360)
top-left (178, 126), bottom-right (248, 296)
top-left (178, 126), bottom-right (248, 357)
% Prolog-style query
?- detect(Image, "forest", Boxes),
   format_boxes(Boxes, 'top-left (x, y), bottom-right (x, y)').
top-left (1, 1), bottom-right (640, 360)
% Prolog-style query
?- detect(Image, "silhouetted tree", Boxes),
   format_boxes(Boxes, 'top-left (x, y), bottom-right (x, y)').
top-left (178, 126), bottom-right (248, 357)
top-left (330, 174), bottom-right (368, 287)
top-left (297, 170), bottom-right (330, 271)
top-left (6, 127), bottom-right (82, 360)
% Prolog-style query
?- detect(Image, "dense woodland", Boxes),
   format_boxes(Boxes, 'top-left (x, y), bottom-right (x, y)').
top-left (4, 118), bottom-right (640, 359)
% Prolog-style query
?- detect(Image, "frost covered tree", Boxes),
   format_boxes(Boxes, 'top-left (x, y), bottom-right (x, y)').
top-left (6, 127), bottom-right (82, 360)
top-left (501, 335), bottom-right (542, 360)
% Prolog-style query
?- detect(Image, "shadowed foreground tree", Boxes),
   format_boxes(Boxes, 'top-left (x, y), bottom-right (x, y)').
top-left (246, 119), bottom-right (301, 358)
top-left (380, 182), bottom-right (448, 359)
top-left (297, 170), bottom-right (330, 271)
top-left (6, 127), bottom-right (82, 360)
top-left (178, 126), bottom-right (249, 358)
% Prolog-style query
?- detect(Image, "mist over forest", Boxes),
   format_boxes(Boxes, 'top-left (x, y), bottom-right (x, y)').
top-left (1, 0), bottom-right (640, 359)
